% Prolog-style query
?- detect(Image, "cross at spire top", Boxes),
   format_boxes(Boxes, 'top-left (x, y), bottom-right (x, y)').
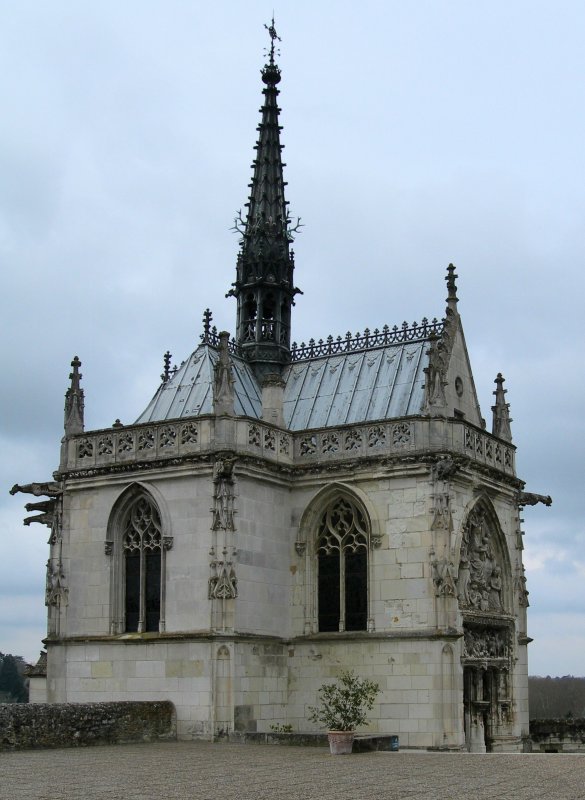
top-left (264, 16), bottom-right (281, 66)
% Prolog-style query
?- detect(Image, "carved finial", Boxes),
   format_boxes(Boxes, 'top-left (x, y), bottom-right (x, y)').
top-left (161, 351), bottom-right (172, 383)
top-left (492, 372), bottom-right (513, 442)
top-left (64, 355), bottom-right (84, 436)
top-left (202, 309), bottom-right (213, 341)
top-left (445, 263), bottom-right (459, 312)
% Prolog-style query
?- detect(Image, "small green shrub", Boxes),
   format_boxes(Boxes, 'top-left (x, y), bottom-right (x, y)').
top-left (308, 670), bottom-right (380, 731)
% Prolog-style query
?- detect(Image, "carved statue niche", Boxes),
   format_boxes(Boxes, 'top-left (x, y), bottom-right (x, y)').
top-left (423, 333), bottom-right (448, 412)
top-left (208, 548), bottom-right (238, 600)
top-left (211, 457), bottom-right (236, 531)
top-left (45, 559), bottom-right (68, 607)
top-left (213, 332), bottom-right (235, 416)
top-left (209, 457), bottom-right (238, 604)
top-left (430, 456), bottom-right (464, 533)
top-left (432, 556), bottom-right (457, 597)
top-left (514, 562), bottom-right (530, 607)
top-left (456, 507), bottom-right (504, 613)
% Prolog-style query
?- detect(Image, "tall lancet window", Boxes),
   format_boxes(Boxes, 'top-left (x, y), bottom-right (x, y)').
top-left (123, 496), bottom-right (162, 632)
top-left (317, 497), bottom-right (368, 632)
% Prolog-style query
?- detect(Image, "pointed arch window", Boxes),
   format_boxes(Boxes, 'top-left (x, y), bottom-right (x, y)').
top-left (107, 487), bottom-right (171, 635)
top-left (316, 497), bottom-right (368, 632)
top-left (122, 496), bottom-right (162, 632)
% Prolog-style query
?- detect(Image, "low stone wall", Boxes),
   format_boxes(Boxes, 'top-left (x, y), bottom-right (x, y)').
top-left (530, 718), bottom-right (585, 753)
top-left (227, 731), bottom-right (400, 751)
top-left (0, 701), bottom-right (176, 751)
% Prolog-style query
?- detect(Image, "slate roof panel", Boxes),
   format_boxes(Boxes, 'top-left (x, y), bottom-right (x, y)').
top-left (135, 340), bottom-right (428, 428)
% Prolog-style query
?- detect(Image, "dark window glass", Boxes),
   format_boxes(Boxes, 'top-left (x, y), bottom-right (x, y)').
top-left (125, 552), bottom-right (140, 632)
top-left (345, 550), bottom-right (367, 631)
top-left (145, 552), bottom-right (161, 632)
top-left (318, 552), bottom-right (340, 632)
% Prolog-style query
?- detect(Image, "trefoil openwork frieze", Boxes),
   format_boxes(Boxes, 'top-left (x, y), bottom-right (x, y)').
top-left (78, 438), bottom-right (94, 459)
top-left (138, 429), bottom-right (155, 451)
top-left (180, 422), bottom-right (199, 445)
top-left (248, 424), bottom-right (261, 447)
top-left (98, 435), bottom-right (114, 456)
top-left (391, 422), bottom-right (411, 447)
top-left (321, 432), bottom-right (339, 454)
top-left (159, 425), bottom-right (177, 449)
top-left (344, 429), bottom-right (362, 451)
top-left (118, 432), bottom-right (134, 453)
top-left (367, 425), bottom-right (386, 448)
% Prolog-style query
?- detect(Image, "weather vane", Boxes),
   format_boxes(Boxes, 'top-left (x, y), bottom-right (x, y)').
top-left (264, 15), bottom-right (281, 63)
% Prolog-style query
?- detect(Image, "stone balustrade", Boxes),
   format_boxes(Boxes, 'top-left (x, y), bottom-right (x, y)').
top-left (63, 416), bottom-right (515, 477)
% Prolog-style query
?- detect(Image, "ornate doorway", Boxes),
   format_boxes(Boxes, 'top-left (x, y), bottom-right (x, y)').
top-left (457, 503), bottom-right (513, 752)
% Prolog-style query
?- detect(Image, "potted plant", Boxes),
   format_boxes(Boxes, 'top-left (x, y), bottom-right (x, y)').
top-left (308, 670), bottom-right (380, 754)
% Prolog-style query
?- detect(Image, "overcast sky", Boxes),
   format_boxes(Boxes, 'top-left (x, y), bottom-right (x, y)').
top-left (1, 1), bottom-right (583, 677)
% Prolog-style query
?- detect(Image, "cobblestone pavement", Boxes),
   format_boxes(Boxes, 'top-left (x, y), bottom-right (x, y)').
top-left (2, 742), bottom-right (584, 800)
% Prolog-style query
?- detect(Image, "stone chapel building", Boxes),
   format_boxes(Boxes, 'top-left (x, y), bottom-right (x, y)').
top-left (12, 24), bottom-right (551, 751)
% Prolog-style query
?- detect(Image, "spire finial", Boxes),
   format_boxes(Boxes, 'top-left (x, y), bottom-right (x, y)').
top-left (202, 309), bottom-right (213, 341)
top-left (445, 263), bottom-right (459, 312)
top-left (265, 15), bottom-right (281, 65)
top-left (161, 351), bottom-right (172, 383)
top-left (492, 372), bottom-right (513, 442)
top-left (64, 355), bottom-right (84, 436)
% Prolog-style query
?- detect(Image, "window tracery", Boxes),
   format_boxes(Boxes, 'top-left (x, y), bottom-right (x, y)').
top-left (122, 496), bottom-right (162, 632)
top-left (316, 497), bottom-right (368, 632)
top-left (107, 489), bottom-right (170, 635)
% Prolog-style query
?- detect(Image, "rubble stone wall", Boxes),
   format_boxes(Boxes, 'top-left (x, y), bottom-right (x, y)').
top-left (530, 718), bottom-right (585, 752)
top-left (0, 700), bottom-right (176, 751)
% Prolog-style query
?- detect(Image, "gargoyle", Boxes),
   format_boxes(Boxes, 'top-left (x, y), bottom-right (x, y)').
top-left (25, 499), bottom-right (56, 513)
top-left (10, 481), bottom-right (62, 498)
top-left (24, 512), bottom-right (54, 528)
top-left (518, 492), bottom-right (552, 507)
top-left (431, 457), bottom-right (461, 482)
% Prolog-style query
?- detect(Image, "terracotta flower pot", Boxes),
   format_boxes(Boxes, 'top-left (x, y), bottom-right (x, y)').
top-left (328, 730), bottom-right (355, 755)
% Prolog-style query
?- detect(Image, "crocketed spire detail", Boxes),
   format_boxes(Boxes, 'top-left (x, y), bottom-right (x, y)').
top-left (228, 18), bottom-right (301, 377)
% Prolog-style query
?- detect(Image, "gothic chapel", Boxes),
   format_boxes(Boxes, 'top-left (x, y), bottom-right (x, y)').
top-left (13, 24), bottom-right (551, 751)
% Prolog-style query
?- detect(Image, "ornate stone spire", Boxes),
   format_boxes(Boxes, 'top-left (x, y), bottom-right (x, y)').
top-left (492, 373), bottom-right (513, 442)
top-left (228, 18), bottom-right (301, 376)
top-left (64, 356), bottom-right (84, 436)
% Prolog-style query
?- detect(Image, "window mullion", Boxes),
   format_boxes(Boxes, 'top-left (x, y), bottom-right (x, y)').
top-left (339, 544), bottom-right (346, 632)
top-left (138, 539), bottom-right (145, 633)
